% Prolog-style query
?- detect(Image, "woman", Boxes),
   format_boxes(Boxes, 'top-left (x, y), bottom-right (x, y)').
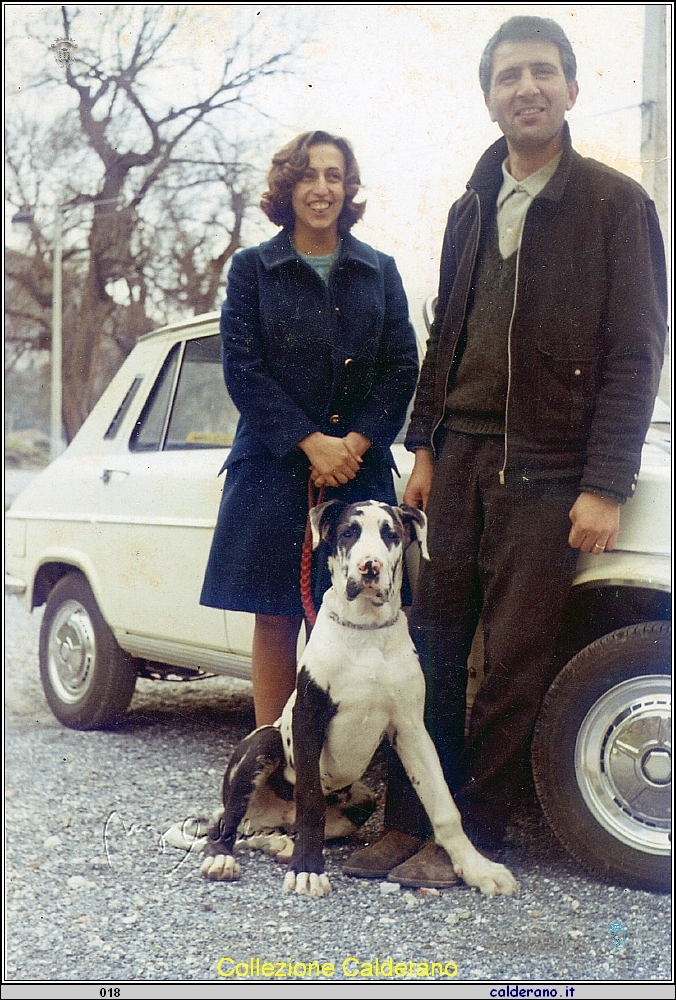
top-left (201, 131), bottom-right (419, 726)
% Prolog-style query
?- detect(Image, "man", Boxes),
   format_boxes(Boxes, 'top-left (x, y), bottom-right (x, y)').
top-left (343, 15), bottom-right (667, 886)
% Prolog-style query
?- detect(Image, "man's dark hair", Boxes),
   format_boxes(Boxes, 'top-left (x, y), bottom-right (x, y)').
top-left (479, 16), bottom-right (577, 95)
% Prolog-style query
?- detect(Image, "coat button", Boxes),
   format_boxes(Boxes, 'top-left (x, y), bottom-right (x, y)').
top-left (344, 357), bottom-right (353, 367)
top-left (329, 414), bottom-right (341, 424)
top-left (335, 306), bottom-right (341, 316)
top-left (574, 368), bottom-right (582, 376)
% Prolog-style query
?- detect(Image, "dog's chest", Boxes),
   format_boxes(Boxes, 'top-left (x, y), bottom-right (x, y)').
top-left (320, 702), bottom-right (390, 791)
top-left (281, 623), bottom-right (424, 793)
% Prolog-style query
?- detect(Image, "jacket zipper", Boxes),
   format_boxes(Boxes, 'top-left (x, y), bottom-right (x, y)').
top-left (499, 241), bottom-right (521, 485)
top-left (429, 191), bottom-right (482, 457)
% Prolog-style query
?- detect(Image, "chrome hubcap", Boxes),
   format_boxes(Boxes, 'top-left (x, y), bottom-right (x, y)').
top-left (47, 600), bottom-right (96, 704)
top-left (575, 675), bottom-right (671, 855)
top-left (642, 748), bottom-right (671, 785)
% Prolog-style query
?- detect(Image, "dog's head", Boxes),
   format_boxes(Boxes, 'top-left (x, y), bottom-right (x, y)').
top-left (310, 500), bottom-right (428, 607)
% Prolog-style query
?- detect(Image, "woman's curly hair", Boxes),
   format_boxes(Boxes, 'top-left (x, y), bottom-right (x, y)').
top-left (260, 130), bottom-right (366, 230)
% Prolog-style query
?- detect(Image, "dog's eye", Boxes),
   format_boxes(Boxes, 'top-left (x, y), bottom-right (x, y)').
top-left (339, 527), bottom-right (356, 539)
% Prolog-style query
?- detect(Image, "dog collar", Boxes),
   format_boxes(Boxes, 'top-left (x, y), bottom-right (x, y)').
top-left (326, 610), bottom-right (401, 630)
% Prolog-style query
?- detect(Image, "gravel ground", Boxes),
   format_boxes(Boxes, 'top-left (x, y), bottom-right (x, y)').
top-left (4, 593), bottom-right (672, 990)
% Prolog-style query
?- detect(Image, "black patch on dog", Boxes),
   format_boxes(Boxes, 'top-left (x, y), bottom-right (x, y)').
top-left (337, 518), bottom-right (362, 558)
top-left (313, 500), bottom-right (350, 552)
top-left (268, 767), bottom-right (294, 801)
top-left (342, 798), bottom-right (378, 828)
top-left (379, 518), bottom-right (404, 550)
top-left (294, 667), bottom-right (339, 732)
top-left (399, 503), bottom-right (427, 545)
top-left (289, 667), bottom-right (339, 875)
top-left (204, 726), bottom-right (285, 858)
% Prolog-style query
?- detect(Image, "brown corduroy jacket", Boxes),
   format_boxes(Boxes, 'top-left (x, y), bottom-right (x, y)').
top-left (406, 124), bottom-right (667, 502)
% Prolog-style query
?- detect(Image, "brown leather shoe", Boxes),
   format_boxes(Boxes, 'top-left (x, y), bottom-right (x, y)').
top-left (342, 831), bottom-right (425, 878)
top-left (387, 841), bottom-right (460, 888)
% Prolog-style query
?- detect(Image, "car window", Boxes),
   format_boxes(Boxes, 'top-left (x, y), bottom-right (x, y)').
top-left (165, 336), bottom-right (239, 449)
top-left (130, 343), bottom-right (180, 452)
top-left (129, 335), bottom-right (239, 452)
top-left (104, 376), bottom-right (144, 440)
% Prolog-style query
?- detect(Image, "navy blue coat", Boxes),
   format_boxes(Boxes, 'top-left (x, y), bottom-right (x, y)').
top-left (221, 228), bottom-right (419, 469)
top-left (201, 229), bottom-right (419, 615)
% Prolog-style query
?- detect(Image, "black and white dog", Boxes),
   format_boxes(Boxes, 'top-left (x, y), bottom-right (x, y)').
top-left (201, 500), bottom-right (517, 898)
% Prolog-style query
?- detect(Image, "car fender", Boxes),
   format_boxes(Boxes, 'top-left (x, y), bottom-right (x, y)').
top-left (27, 547), bottom-right (111, 624)
top-left (572, 550), bottom-right (671, 594)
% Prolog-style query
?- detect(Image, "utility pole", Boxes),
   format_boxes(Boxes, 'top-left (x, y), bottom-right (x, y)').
top-left (51, 210), bottom-right (63, 461)
top-left (641, 4), bottom-right (670, 399)
top-left (641, 5), bottom-right (669, 252)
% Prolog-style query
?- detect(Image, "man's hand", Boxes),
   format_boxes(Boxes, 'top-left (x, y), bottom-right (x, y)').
top-left (568, 492), bottom-right (621, 554)
top-left (310, 432), bottom-right (372, 488)
top-left (403, 448), bottom-right (434, 511)
top-left (299, 432), bottom-right (362, 488)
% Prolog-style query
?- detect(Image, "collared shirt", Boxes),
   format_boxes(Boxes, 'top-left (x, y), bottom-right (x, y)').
top-left (496, 153), bottom-right (562, 258)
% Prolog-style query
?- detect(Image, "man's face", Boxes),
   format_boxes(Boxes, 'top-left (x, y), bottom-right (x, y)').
top-left (485, 40), bottom-right (578, 155)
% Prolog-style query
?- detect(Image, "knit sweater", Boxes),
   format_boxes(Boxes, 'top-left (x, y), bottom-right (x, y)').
top-left (444, 214), bottom-right (515, 436)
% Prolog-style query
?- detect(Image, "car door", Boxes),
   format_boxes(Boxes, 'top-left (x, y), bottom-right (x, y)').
top-left (93, 331), bottom-right (241, 663)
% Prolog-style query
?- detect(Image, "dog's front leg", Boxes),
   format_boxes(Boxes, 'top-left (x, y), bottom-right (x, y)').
top-left (283, 667), bottom-right (335, 898)
top-left (392, 724), bottom-right (518, 896)
top-left (202, 727), bottom-right (284, 881)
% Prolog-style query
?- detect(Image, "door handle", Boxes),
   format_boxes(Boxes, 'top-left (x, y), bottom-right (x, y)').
top-left (101, 468), bottom-right (130, 484)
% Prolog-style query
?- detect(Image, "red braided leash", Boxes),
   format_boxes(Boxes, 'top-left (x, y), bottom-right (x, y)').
top-left (300, 477), bottom-right (325, 628)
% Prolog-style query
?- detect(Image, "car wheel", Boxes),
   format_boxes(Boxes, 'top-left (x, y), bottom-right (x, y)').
top-left (39, 572), bottom-right (137, 730)
top-left (532, 621), bottom-right (671, 891)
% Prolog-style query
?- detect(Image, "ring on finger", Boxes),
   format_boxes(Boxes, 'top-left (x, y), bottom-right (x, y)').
top-left (593, 541), bottom-right (605, 551)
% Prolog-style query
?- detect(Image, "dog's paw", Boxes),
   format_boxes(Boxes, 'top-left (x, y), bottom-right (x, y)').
top-left (162, 817), bottom-right (209, 852)
top-left (455, 857), bottom-right (518, 897)
top-left (489, 864), bottom-right (519, 897)
top-left (283, 871), bottom-right (331, 898)
top-left (268, 833), bottom-right (295, 860)
top-left (201, 853), bottom-right (241, 881)
top-left (242, 831), bottom-right (294, 861)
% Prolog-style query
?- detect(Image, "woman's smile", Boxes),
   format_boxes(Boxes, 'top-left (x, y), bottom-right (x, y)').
top-left (292, 143), bottom-right (346, 252)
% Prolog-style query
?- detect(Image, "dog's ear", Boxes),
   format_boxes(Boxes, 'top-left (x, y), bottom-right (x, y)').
top-left (309, 500), bottom-right (349, 551)
top-left (398, 504), bottom-right (430, 560)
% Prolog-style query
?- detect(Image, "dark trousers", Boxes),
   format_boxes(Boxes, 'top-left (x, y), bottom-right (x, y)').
top-left (386, 431), bottom-right (580, 846)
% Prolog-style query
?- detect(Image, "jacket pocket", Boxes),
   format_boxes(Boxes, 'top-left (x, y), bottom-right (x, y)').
top-left (535, 349), bottom-right (597, 443)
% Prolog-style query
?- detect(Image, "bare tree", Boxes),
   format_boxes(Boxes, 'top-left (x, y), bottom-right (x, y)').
top-left (6, 4), bottom-right (294, 441)
top-left (141, 137), bottom-right (262, 317)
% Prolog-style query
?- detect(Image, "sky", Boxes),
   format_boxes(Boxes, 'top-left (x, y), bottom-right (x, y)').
top-left (5, 3), bottom-right (657, 332)
top-left (262, 3), bottom-right (650, 320)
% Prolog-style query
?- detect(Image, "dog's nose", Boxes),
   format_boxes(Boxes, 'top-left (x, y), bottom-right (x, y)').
top-left (358, 559), bottom-right (382, 577)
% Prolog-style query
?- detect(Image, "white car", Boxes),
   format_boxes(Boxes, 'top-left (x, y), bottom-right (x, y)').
top-left (5, 311), bottom-right (670, 892)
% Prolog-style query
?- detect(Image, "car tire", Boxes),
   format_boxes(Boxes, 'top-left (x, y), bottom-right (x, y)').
top-left (532, 621), bottom-right (671, 892)
top-left (39, 572), bottom-right (137, 730)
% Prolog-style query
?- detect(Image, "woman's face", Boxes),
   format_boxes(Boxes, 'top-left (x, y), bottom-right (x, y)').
top-left (291, 143), bottom-right (346, 246)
